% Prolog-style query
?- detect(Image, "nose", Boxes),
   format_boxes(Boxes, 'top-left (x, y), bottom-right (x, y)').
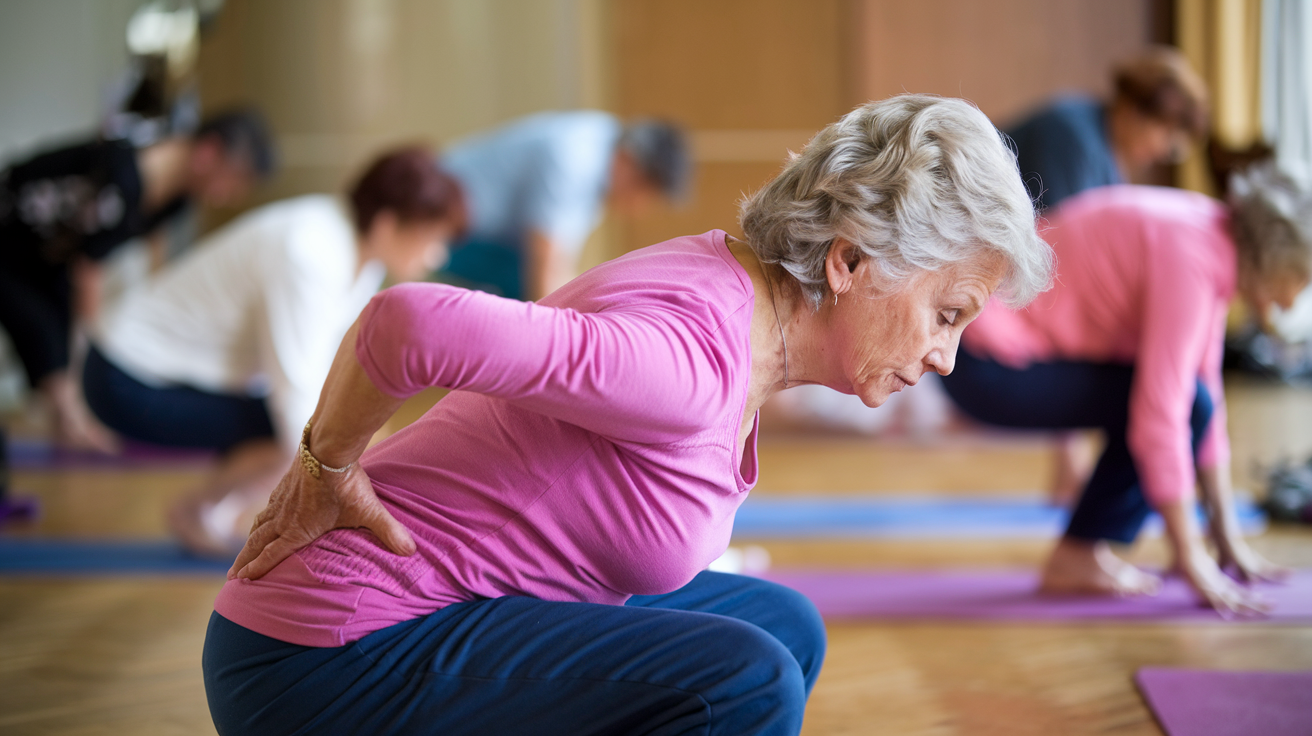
top-left (926, 333), bottom-right (960, 376)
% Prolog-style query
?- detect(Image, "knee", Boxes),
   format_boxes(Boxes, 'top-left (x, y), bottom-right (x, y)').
top-left (709, 621), bottom-right (809, 729)
top-left (761, 582), bottom-right (827, 692)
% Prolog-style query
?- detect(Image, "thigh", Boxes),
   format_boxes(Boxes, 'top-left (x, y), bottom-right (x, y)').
top-left (83, 347), bottom-right (274, 451)
top-left (207, 590), bottom-right (811, 736)
top-left (942, 347), bottom-right (1134, 431)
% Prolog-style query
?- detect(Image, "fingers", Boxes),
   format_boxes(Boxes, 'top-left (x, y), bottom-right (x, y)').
top-left (1197, 574), bottom-right (1271, 619)
top-left (356, 499), bottom-right (417, 557)
top-left (234, 537), bottom-right (300, 581)
top-left (228, 518), bottom-right (280, 580)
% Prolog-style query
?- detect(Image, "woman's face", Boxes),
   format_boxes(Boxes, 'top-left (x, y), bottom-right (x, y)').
top-left (366, 212), bottom-right (455, 282)
top-left (828, 250), bottom-right (1006, 408)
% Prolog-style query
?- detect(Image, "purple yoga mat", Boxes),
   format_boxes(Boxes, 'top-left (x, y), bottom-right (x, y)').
top-left (1136, 667), bottom-right (1312, 736)
top-left (760, 568), bottom-right (1312, 622)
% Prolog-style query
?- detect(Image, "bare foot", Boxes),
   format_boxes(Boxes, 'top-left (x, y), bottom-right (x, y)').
top-left (1039, 538), bottom-right (1162, 597)
top-left (43, 372), bottom-right (120, 454)
top-left (167, 495), bottom-right (248, 559)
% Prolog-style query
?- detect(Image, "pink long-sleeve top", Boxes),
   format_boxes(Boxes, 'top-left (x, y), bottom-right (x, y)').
top-left (214, 230), bottom-right (759, 647)
top-left (963, 186), bottom-right (1235, 506)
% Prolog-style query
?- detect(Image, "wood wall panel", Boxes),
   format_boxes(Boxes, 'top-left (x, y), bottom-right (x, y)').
top-left (853, 0), bottom-right (1163, 126)
top-left (610, 0), bottom-right (851, 253)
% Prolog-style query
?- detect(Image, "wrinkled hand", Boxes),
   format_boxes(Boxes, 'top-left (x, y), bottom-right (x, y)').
top-left (1176, 545), bottom-right (1270, 618)
top-left (227, 461), bottom-right (416, 581)
top-left (1210, 527), bottom-right (1293, 584)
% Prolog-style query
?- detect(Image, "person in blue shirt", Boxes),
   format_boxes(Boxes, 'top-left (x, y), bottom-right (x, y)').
top-left (438, 111), bottom-right (691, 301)
top-left (1007, 46), bottom-right (1209, 213)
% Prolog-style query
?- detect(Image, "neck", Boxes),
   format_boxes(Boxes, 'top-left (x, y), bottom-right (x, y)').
top-left (727, 238), bottom-right (833, 407)
top-left (137, 138), bottom-right (193, 212)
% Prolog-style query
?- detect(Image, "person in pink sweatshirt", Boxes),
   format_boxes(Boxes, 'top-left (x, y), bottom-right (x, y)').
top-left (942, 167), bottom-right (1307, 615)
top-left (200, 96), bottom-right (1053, 736)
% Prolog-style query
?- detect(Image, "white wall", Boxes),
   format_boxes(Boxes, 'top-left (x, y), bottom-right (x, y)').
top-left (0, 0), bottom-right (142, 163)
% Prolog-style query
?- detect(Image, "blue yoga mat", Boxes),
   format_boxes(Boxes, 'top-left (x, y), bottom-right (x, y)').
top-left (731, 494), bottom-right (1267, 538)
top-left (0, 538), bottom-right (233, 575)
top-left (0, 497), bottom-right (1267, 575)
top-left (7, 438), bottom-right (213, 471)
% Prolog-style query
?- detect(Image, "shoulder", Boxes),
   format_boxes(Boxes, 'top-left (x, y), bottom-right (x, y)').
top-left (547, 230), bottom-right (753, 326)
top-left (214, 195), bottom-right (355, 274)
top-left (1010, 96), bottom-right (1104, 145)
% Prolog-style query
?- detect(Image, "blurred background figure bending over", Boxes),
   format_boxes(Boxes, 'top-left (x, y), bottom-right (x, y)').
top-left (83, 146), bottom-right (464, 555)
top-left (0, 107), bottom-right (274, 454)
top-left (438, 111), bottom-right (692, 301)
top-left (1008, 45), bottom-right (1209, 212)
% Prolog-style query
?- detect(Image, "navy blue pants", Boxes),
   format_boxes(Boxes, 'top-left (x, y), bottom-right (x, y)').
top-left (82, 346), bottom-right (275, 453)
top-left (203, 571), bottom-right (825, 736)
top-left (941, 347), bottom-right (1213, 544)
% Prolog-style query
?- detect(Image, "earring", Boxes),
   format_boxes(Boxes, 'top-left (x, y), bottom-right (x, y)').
top-left (833, 293), bottom-right (838, 307)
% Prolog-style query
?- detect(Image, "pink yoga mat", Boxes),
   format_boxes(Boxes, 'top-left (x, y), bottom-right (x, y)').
top-left (761, 569), bottom-right (1312, 622)
top-left (1136, 668), bottom-right (1312, 736)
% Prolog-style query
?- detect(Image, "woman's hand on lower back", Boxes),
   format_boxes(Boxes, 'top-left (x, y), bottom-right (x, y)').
top-left (227, 461), bottom-right (416, 581)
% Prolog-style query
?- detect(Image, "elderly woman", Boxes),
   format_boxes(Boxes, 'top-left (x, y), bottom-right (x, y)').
top-left (203, 96), bottom-right (1051, 736)
top-left (941, 166), bottom-right (1305, 615)
top-left (85, 147), bottom-right (464, 554)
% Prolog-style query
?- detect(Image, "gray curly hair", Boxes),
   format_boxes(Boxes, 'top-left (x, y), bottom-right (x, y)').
top-left (1229, 162), bottom-right (1312, 283)
top-left (739, 94), bottom-right (1053, 309)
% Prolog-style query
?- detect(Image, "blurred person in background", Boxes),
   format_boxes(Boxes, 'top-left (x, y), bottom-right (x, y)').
top-left (941, 166), bottom-right (1305, 615)
top-left (1005, 46), bottom-right (1209, 503)
top-left (1007, 45), bottom-right (1209, 211)
top-left (439, 111), bottom-right (692, 301)
top-left (83, 147), bottom-right (466, 556)
top-left (765, 49), bottom-right (1210, 449)
top-left (0, 108), bottom-right (274, 453)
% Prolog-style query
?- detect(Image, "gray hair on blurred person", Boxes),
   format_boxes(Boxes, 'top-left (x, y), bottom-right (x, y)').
top-left (1229, 162), bottom-right (1312, 283)
top-left (620, 119), bottom-right (693, 202)
top-left (739, 94), bottom-right (1053, 309)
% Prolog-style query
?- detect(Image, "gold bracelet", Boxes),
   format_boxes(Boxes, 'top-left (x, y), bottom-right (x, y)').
top-left (298, 420), bottom-right (353, 479)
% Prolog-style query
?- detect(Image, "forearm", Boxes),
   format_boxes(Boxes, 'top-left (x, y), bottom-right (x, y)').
top-left (304, 320), bottom-right (406, 469)
top-left (1157, 497), bottom-right (1206, 562)
top-left (1196, 461), bottom-right (1245, 541)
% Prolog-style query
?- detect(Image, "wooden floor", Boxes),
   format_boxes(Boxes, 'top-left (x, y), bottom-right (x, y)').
top-left (2, 377), bottom-right (1311, 735)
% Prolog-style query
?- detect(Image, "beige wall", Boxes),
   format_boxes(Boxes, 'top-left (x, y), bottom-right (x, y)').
top-left (610, 0), bottom-right (851, 254)
top-left (199, 0), bottom-right (610, 208)
top-left (0, 0), bottom-right (142, 162)
top-left (852, 0), bottom-right (1163, 126)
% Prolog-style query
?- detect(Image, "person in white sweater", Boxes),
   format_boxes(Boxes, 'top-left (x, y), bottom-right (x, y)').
top-left (84, 147), bottom-right (465, 554)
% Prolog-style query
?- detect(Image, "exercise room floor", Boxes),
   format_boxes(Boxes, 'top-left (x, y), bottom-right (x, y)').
top-left (2, 377), bottom-right (1310, 735)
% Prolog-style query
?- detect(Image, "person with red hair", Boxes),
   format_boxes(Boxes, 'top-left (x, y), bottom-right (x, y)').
top-left (83, 146), bottom-right (465, 554)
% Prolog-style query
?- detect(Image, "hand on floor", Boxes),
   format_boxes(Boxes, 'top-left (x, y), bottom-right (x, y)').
top-left (1176, 546), bottom-right (1271, 618)
top-left (1212, 534), bottom-right (1293, 585)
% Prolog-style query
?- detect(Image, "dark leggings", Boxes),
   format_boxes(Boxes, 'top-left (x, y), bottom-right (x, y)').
top-left (203, 571), bottom-right (825, 736)
top-left (82, 346), bottom-right (275, 453)
top-left (941, 347), bottom-right (1213, 544)
top-left (0, 247), bottom-right (72, 387)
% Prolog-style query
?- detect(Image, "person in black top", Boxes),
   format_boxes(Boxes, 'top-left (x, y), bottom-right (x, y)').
top-left (0, 108), bottom-right (275, 454)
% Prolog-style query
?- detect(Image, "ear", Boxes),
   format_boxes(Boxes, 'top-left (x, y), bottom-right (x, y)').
top-left (824, 237), bottom-right (862, 298)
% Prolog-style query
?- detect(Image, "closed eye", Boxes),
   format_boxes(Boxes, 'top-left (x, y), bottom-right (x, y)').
top-left (939, 309), bottom-right (960, 326)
